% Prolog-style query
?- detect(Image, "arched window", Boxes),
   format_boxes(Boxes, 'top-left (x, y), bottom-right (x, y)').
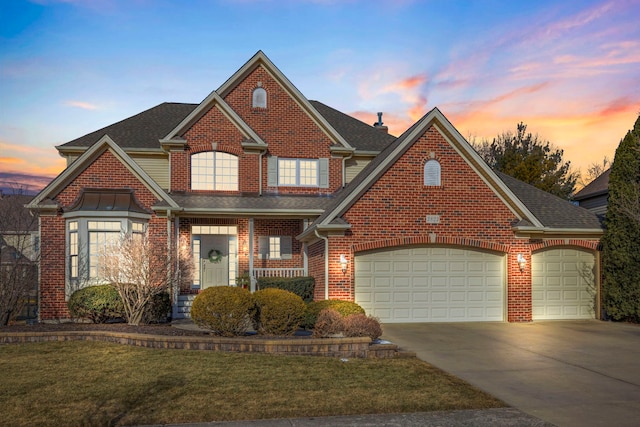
top-left (191, 151), bottom-right (238, 191)
top-left (252, 87), bottom-right (267, 108)
top-left (424, 160), bottom-right (441, 186)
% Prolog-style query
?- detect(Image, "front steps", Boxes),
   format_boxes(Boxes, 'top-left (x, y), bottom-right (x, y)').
top-left (173, 294), bottom-right (196, 320)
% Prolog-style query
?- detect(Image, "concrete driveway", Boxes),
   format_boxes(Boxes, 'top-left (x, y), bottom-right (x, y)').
top-left (381, 321), bottom-right (640, 427)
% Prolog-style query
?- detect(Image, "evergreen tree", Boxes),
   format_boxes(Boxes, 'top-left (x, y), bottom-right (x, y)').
top-left (474, 122), bottom-right (577, 199)
top-left (601, 114), bottom-right (640, 321)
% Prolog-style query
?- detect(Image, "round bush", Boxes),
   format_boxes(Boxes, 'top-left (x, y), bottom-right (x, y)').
top-left (190, 286), bottom-right (255, 337)
top-left (68, 285), bottom-right (124, 323)
top-left (343, 313), bottom-right (382, 341)
top-left (312, 308), bottom-right (345, 338)
top-left (302, 299), bottom-right (365, 329)
top-left (253, 288), bottom-right (306, 336)
top-left (142, 292), bottom-right (172, 324)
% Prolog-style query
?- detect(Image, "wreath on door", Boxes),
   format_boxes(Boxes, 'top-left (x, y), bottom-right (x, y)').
top-left (207, 249), bottom-right (223, 263)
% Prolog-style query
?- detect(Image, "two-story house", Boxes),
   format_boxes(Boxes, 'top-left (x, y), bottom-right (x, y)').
top-left (29, 51), bottom-right (602, 323)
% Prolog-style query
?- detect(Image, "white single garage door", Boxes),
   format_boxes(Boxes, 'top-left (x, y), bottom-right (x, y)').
top-left (355, 247), bottom-right (505, 323)
top-left (532, 248), bottom-right (596, 320)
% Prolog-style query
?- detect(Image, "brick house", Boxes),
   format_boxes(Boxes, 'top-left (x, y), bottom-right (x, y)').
top-left (28, 51), bottom-right (602, 323)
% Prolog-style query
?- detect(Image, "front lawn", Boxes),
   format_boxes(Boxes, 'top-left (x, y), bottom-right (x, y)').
top-left (0, 341), bottom-right (504, 426)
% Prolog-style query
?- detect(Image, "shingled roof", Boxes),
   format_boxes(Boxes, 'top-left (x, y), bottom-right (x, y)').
top-left (309, 101), bottom-right (396, 152)
top-left (59, 103), bottom-right (198, 149)
top-left (58, 100), bottom-right (395, 153)
top-left (574, 168), bottom-right (610, 200)
top-left (496, 172), bottom-right (602, 229)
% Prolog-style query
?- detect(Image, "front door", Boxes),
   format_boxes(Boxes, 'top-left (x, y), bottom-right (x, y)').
top-left (200, 235), bottom-right (229, 288)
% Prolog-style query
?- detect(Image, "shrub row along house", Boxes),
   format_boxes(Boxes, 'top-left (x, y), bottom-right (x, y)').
top-left (28, 51), bottom-right (603, 323)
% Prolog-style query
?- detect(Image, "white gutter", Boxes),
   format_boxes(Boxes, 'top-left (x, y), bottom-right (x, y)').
top-left (314, 229), bottom-right (329, 300)
top-left (341, 151), bottom-right (353, 188)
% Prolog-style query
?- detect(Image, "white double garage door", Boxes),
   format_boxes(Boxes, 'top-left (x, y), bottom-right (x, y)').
top-left (354, 246), bottom-right (596, 323)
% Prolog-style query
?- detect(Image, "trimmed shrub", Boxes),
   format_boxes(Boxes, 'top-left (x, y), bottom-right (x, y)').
top-left (253, 288), bottom-right (306, 336)
top-left (68, 285), bottom-right (124, 323)
top-left (312, 308), bottom-right (345, 338)
top-left (302, 299), bottom-right (365, 329)
top-left (142, 292), bottom-right (172, 324)
top-left (343, 314), bottom-right (382, 341)
top-left (190, 287), bottom-right (255, 337)
top-left (257, 276), bottom-right (315, 302)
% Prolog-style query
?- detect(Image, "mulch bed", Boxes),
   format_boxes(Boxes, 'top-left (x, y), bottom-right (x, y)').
top-left (0, 322), bottom-right (210, 337)
top-left (0, 322), bottom-right (316, 339)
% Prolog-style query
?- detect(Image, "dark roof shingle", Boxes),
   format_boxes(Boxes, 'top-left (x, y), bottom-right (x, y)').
top-left (310, 101), bottom-right (396, 151)
top-left (59, 103), bottom-right (198, 149)
top-left (573, 168), bottom-right (610, 200)
top-left (496, 172), bottom-right (602, 229)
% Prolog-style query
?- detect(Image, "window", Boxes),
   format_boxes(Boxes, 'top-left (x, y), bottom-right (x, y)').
top-left (191, 151), bottom-right (238, 191)
top-left (88, 221), bottom-right (121, 279)
top-left (424, 160), bottom-right (441, 186)
top-left (267, 157), bottom-right (329, 188)
top-left (69, 221), bottom-right (78, 279)
top-left (258, 236), bottom-right (292, 260)
top-left (252, 87), bottom-right (267, 108)
top-left (66, 218), bottom-right (147, 293)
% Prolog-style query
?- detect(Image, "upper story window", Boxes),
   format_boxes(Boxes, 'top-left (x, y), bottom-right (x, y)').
top-left (267, 156), bottom-right (329, 188)
top-left (424, 159), bottom-right (441, 186)
top-left (191, 151), bottom-right (238, 191)
top-left (252, 87), bottom-right (267, 108)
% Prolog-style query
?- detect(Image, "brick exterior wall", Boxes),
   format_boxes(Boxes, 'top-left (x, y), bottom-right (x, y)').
top-left (323, 125), bottom-right (598, 322)
top-left (39, 149), bottom-right (164, 320)
top-left (37, 57), bottom-right (600, 324)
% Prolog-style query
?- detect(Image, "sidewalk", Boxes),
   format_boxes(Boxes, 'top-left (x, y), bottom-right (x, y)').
top-left (146, 408), bottom-right (554, 426)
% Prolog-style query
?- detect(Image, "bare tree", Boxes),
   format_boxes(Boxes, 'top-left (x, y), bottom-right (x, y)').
top-left (577, 156), bottom-right (610, 188)
top-left (99, 233), bottom-right (193, 325)
top-left (0, 186), bottom-right (39, 325)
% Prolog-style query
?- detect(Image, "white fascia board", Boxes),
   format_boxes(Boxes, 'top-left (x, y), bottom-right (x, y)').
top-left (513, 226), bottom-right (604, 236)
top-left (217, 51), bottom-right (354, 150)
top-left (175, 208), bottom-right (325, 217)
top-left (28, 135), bottom-right (179, 210)
top-left (430, 110), bottom-right (544, 228)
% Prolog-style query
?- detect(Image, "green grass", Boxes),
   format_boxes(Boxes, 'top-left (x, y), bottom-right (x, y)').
top-left (0, 341), bottom-right (504, 426)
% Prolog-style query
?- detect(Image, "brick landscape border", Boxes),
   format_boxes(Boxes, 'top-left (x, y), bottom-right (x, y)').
top-left (0, 331), bottom-right (407, 359)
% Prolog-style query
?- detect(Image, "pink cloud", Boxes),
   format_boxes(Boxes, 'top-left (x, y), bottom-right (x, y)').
top-left (65, 100), bottom-right (100, 110)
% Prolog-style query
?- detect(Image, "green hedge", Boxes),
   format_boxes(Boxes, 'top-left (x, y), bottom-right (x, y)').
top-left (257, 276), bottom-right (315, 302)
top-left (253, 288), bottom-right (306, 336)
top-left (142, 292), bottom-right (172, 324)
top-left (190, 287), bottom-right (255, 337)
top-left (68, 285), bottom-right (124, 323)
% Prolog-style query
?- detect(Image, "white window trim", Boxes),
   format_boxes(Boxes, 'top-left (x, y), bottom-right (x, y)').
top-left (258, 236), bottom-right (292, 260)
top-left (191, 151), bottom-right (239, 191)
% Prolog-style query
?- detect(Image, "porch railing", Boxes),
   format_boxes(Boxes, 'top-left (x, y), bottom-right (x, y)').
top-left (252, 268), bottom-right (306, 278)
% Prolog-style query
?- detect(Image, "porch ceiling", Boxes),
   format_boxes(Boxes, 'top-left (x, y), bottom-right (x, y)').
top-left (154, 193), bottom-right (332, 217)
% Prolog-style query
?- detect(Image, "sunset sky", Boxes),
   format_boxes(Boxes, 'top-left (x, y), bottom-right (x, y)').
top-left (1, 0), bottom-right (639, 193)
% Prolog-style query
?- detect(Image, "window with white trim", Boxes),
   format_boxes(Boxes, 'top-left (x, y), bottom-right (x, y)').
top-left (424, 159), bottom-right (441, 186)
top-left (258, 236), bottom-right (292, 260)
top-left (66, 218), bottom-right (147, 295)
top-left (275, 158), bottom-right (323, 187)
top-left (191, 151), bottom-right (238, 191)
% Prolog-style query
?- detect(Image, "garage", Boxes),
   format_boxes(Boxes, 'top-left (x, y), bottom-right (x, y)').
top-left (531, 248), bottom-right (597, 320)
top-left (354, 246), bottom-right (505, 323)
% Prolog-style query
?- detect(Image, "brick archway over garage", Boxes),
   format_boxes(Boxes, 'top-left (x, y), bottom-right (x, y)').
top-left (352, 235), bottom-right (510, 255)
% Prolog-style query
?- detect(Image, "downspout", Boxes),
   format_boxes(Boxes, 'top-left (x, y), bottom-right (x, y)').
top-left (314, 229), bottom-right (329, 300)
top-left (258, 150), bottom-right (266, 196)
top-left (341, 151), bottom-right (353, 188)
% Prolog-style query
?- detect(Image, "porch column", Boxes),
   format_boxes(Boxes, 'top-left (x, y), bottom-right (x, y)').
top-left (249, 218), bottom-right (256, 292)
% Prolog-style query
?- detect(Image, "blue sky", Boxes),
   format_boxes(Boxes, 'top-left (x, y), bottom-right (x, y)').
top-left (1, 0), bottom-right (639, 192)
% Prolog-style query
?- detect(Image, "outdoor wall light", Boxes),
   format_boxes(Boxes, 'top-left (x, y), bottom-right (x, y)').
top-left (339, 254), bottom-right (349, 274)
top-left (517, 253), bottom-right (526, 272)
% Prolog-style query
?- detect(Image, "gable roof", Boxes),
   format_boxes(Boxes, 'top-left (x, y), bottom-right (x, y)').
top-left (58, 103), bottom-right (197, 151)
top-left (496, 172), bottom-right (602, 229)
top-left (29, 136), bottom-right (178, 211)
top-left (310, 101), bottom-right (396, 152)
top-left (161, 92), bottom-right (267, 146)
top-left (574, 168), bottom-right (611, 200)
top-left (215, 51), bottom-right (354, 150)
top-left (299, 107), bottom-right (601, 241)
